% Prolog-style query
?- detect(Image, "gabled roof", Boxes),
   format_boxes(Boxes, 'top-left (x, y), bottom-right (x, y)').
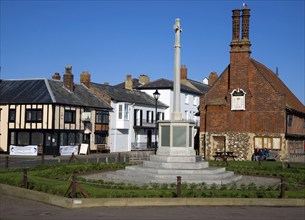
top-left (251, 59), bottom-right (305, 113)
top-left (136, 78), bottom-right (208, 96)
top-left (0, 79), bottom-right (53, 103)
top-left (0, 79), bottom-right (112, 109)
top-left (91, 82), bottom-right (168, 108)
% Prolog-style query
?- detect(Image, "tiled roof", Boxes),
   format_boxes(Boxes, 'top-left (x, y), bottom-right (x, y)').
top-left (251, 59), bottom-right (305, 113)
top-left (48, 80), bottom-right (111, 109)
top-left (0, 79), bottom-right (112, 109)
top-left (91, 82), bottom-right (168, 108)
top-left (137, 78), bottom-right (208, 95)
top-left (0, 79), bottom-right (53, 104)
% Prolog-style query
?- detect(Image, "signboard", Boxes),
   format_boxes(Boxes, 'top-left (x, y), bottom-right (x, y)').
top-left (81, 112), bottom-right (91, 122)
top-left (59, 145), bottom-right (79, 156)
top-left (10, 145), bottom-right (38, 156)
top-left (79, 144), bottom-right (89, 155)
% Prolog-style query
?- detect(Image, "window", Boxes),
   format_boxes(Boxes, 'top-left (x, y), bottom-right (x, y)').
top-left (17, 132), bottom-right (30, 145)
top-left (134, 109), bottom-right (142, 126)
top-left (118, 104), bottom-right (129, 120)
top-left (95, 132), bottom-right (107, 144)
top-left (194, 96), bottom-right (199, 106)
top-left (146, 111), bottom-right (154, 123)
top-left (287, 115), bottom-right (293, 127)
top-left (25, 109), bottom-right (43, 122)
top-left (303, 118), bottom-right (305, 129)
top-left (9, 109), bottom-right (16, 122)
top-left (31, 132), bottom-right (43, 145)
top-left (124, 104), bottom-right (129, 120)
top-left (118, 105), bottom-right (123, 119)
top-left (157, 112), bottom-right (164, 121)
top-left (10, 132), bottom-right (16, 145)
top-left (254, 137), bottom-right (281, 150)
top-left (185, 94), bottom-right (189, 104)
top-left (64, 110), bottom-right (76, 123)
top-left (60, 132), bottom-right (80, 146)
top-left (96, 111), bottom-right (109, 124)
top-left (230, 89), bottom-right (246, 111)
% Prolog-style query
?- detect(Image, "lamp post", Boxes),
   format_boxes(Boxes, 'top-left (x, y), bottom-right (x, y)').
top-left (153, 89), bottom-right (160, 154)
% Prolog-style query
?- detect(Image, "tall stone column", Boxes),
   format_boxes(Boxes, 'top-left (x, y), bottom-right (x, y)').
top-left (172, 19), bottom-right (182, 120)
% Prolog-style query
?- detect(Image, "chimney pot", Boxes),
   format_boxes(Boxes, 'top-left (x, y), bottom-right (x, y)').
top-left (241, 8), bottom-right (251, 40)
top-left (80, 70), bottom-right (91, 88)
top-left (63, 66), bottom-right (74, 92)
top-left (232, 9), bottom-right (241, 42)
top-left (138, 74), bottom-right (150, 85)
top-left (52, 72), bottom-right (61, 80)
top-left (180, 64), bottom-right (187, 80)
top-left (208, 71), bottom-right (218, 86)
top-left (125, 74), bottom-right (133, 90)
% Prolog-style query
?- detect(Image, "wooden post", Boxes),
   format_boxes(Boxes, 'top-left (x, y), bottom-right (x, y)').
top-left (177, 176), bottom-right (182, 197)
top-left (23, 168), bottom-right (28, 189)
top-left (71, 173), bottom-right (77, 198)
top-left (280, 176), bottom-right (285, 199)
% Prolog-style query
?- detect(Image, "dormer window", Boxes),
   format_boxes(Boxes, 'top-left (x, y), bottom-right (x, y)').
top-left (230, 89), bottom-right (246, 111)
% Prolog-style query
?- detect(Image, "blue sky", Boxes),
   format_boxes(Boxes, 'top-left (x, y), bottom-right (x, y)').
top-left (1, 0), bottom-right (304, 104)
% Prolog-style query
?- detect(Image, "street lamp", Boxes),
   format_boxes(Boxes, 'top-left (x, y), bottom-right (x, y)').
top-left (153, 89), bottom-right (160, 154)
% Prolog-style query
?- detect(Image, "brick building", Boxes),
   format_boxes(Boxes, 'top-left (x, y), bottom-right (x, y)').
top-left (200, 7), bottom-right (305, 162)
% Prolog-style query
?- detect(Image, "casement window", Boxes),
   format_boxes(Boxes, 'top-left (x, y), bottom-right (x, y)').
top-left (25, 109), bottom-right (43, 122)
top-left (9, 109), bottom-right (16, 122)
top-left (60, 132), bottom-right (82, 146)
top-left (118, 104), bottom-right (129, 120)
top-left (96, 111), bottom-right (109, 124)
top-left (95, 132), bottom-right (107, 144)
top-left (134, 109), bottom-right (143, 126)
top-left (231, 89), bottom-right (246, 111)
top-left (64, 110), bottom-right (76, 123)
top-left (17, 132), bottom-right (30, 145)
top-left (254, 137), bottom-right (281, 150)
top-left (157, 112), bottom-right (164, 121)
top-left (146, 111), bottom-right (154, 123)
top-left (31, 132), bottom-right (43, 145)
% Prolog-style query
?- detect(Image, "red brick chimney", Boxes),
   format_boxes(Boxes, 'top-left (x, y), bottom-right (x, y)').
top-left (229, 7), bottom-right (251, 91)
top-left (241, 7), bottom-right (250, 41)
top-left (63, 66), bottom-right (74, 92)
top-left (80, 70), bottom-right (91, 88)
top-left (232, 9), bottom-right (241, 42)
top-left (180, 65), bottom-right (187, 80)
top-left (208, 72), bottom-right (218, 86)
top-left (125, 74), bottom-right (133, 90)
top-left (52, 72), bottom-right (61, 80)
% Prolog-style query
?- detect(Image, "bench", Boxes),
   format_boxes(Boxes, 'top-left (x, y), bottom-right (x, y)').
top-left (96, 144), bottom-right (109, 153)
top-left (213, 151), bottom-right (237, 161)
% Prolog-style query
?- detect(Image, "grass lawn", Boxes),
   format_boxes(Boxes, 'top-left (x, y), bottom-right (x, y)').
top-left (0, 160), bottom-right (304, 198)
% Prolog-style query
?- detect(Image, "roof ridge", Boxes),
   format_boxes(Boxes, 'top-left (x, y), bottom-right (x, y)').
top-left (45, 79), bottom-right (56, 103)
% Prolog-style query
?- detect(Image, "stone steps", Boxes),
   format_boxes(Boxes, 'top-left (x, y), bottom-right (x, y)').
top-left (143, 160), bottom-right (209, 170)
top-left (106, 169), bottom-right (242, 185)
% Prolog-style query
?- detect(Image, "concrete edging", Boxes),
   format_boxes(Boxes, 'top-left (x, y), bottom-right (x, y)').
top-left (1, 184), bottom-right (304, 208)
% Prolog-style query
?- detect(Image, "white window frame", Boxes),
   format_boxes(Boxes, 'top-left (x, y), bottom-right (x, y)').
top-left (230, 89), bottom-right (246, 111)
